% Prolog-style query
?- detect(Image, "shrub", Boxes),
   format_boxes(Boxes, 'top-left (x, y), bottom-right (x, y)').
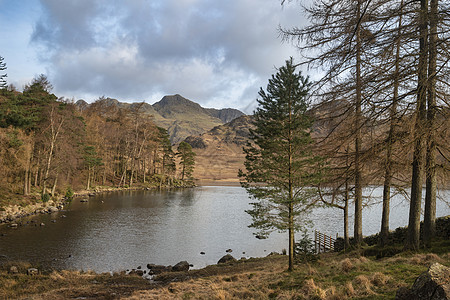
top-left (295, 230), bottom-right (318, 262)
top-left (41, 193), bottom-right (50, 202)
top-left (65, 187), bottom-right (74, 201)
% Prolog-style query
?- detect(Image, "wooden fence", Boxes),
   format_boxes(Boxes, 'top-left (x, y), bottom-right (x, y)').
top-left (314, 230), bottom-right (336, 253)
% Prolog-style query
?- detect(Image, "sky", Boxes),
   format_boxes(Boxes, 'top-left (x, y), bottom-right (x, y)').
top-left (0, 0), bottom-right (309, 113)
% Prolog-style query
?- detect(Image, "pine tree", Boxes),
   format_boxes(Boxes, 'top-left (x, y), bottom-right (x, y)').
top-left (177, 141), bottom-right (196, 181)
top-left (239, 58), bottom-right (322, 271)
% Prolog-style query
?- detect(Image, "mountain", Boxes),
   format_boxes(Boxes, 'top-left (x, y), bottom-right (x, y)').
top-left (184, 115), bottom-right (254, 182)
top-left (152, 94), bottom-right (225, 143)
top-left (76, 95), bottom-right (245, 144)
top-left (205, 108), bottom-right (245, 123)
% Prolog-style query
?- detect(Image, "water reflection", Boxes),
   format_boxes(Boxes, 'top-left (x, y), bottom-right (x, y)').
top-left (0, 186), bottom-right (448, 273)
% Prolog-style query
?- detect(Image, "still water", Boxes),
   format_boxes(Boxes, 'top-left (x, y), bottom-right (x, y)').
top-left (0, 186), bottom-right (448, 272)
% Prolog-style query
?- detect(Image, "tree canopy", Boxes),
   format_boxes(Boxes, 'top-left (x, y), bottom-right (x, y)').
top-left (239, 58), bottom-right (322, 271)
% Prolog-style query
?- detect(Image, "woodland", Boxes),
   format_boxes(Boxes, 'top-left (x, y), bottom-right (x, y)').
top-left (276, 0), bottom-right (450, 253)
top-left (0, 72), bottom-right (195, 208)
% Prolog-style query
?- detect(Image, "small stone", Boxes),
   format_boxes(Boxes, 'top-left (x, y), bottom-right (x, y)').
top-left (40, 223), bottom-right (45, 226)
top-left (200, 252), bottom-right (205, 255)
top-left (9, 266), bottom-right (18, 274)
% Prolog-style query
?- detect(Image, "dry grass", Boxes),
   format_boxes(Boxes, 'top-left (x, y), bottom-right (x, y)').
top-left (1, 248), bottom-right (448, 299)
top-left (353, 274), bottom-right (375, 296)
top-left (340, 258), bottom-right (354, 272)
top-left (371, 272), bottom-right (391, 286)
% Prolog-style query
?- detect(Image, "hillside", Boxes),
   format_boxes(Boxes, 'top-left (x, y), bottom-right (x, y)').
top-left (184, 115), bottom-right (254, 183)
top-left (77, 95), bottom-right (245, 144)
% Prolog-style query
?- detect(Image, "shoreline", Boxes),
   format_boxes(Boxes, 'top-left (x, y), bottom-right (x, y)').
top-left (0, 183), bottom-right (196, 225)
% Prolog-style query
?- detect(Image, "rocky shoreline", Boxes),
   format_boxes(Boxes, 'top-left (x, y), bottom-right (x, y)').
top-left (0, 184), bottom-right (196, 225)
top-left (0, 199), bottom-right (67, 225)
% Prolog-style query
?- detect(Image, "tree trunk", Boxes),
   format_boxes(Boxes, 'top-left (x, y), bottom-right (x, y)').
top-left (51, 170), bottom-right (59, 196)
top-left (87, 166), bottom-right (91, 190)
top-left (424, 0), bottom-right (437, 248)
top-left (344, 177), bottom-right (350, 250)
top-left (23, 143), bottom-right (32, 195)
top-left (42, 141), bottom-right (55, 195)
top-left (406, 0), bottom-right (428, 251)
top-left (354, 0), bottom-right (363, 246)
top-left (380, 2), bottom-right (402, 247)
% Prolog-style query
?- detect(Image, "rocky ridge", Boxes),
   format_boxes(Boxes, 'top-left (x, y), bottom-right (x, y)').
top-left (76, 94), bottom-right (245, 144)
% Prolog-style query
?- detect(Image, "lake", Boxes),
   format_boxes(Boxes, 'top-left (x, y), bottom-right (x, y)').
top-left (0, 186), bottom-right (448, 273)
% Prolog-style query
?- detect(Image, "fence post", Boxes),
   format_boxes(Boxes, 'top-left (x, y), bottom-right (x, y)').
top-left (315, 230), bottom-right (317, 254)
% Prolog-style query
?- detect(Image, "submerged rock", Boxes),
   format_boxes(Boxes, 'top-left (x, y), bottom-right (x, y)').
top-left (218, 254), bottom-right (237, 264)
top-left (396, 262), bottom-right (450, 300)
top-left (147, 264), bottom-right (171, 275)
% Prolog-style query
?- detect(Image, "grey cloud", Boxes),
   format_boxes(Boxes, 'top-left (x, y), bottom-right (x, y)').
top-left (33, 0), bottom-right (302, 109)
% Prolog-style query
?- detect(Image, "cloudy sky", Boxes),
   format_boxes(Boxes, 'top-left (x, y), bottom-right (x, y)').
top-left (0, 0), bottom-right (309, 112)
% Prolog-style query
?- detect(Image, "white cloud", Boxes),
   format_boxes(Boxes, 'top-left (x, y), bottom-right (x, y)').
top-left (27, 0), bottom-right (305, 110)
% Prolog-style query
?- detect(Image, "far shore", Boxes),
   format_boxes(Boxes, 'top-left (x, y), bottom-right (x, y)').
top-left (195, 179), bottom-right (241, 186)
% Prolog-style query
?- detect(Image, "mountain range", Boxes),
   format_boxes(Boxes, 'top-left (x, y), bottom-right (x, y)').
top-left (76, 94), bottom-right (245, 144)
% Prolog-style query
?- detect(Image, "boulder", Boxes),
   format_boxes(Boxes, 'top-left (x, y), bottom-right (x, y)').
top-left (9, 266), bottom-right (18, 274)
top-left (226, 249), bottom-right (233, 253)
top-left (396, 263), bottom-right (450, 300)
top-left (48, 207), bottom-right (59, 213)
top-left (172, 261), bottom-right (190, 272)
top-left (147, 264), bottom-right (171, 275)
top-left (218, 254), bottom-right (237, 264)
top-left (27, 268), bottom-right (39, 276)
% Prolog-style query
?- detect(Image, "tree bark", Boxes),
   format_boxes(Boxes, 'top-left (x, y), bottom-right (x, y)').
top-left (51, 170), bottom-right (58, 196)
top-left (354, 0), bottom-right (363, 246)
top-left (344, 179), bottom-right (350, 250)
top-left (380, 4), bottom-right (402, 247)
top-left (23, 141), bottom-right (33, 195)
top-left (406, 0), bottom-right (428, 251)
top-left (424, 0), bottom-right (437, 248)
top-left (87, 166), bottom-right (91, 190)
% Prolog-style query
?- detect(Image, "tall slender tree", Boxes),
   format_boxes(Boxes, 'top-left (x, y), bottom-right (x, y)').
top-left (406, 0), bottom-right (429, 251)
top-left (239, 58), bottom-right (321, 271)
top-left (423, 0), bottom-right (438, 248)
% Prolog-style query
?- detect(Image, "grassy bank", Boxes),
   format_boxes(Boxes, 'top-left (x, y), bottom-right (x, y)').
top-left (1, 241), bottom-right (448, 299)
